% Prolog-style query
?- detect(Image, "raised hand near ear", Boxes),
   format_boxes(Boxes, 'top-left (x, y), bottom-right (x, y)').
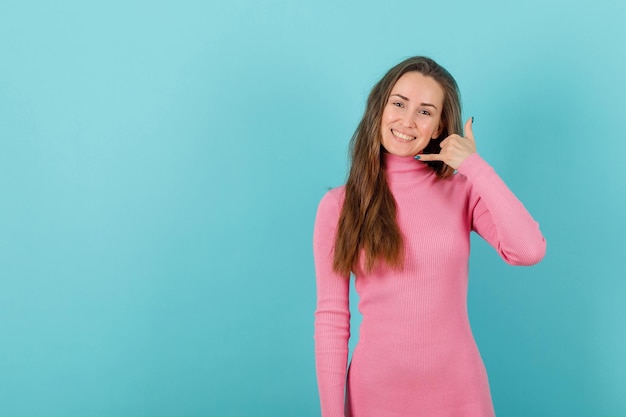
top-left (417, 117), bottom-right (477, 169)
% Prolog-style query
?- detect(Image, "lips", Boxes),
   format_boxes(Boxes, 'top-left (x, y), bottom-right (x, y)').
top-left (391, 129), bottom-right (416, 142)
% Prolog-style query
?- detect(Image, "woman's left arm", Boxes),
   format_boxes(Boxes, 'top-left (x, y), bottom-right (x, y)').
top-left (458, 152), bottom-right (546, 265)
top-left (420, 117), bottom-right (546, 265)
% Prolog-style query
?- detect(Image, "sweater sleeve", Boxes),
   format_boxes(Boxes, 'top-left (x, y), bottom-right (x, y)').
top-left (457, 153), bottom-right (546, 266)
top-left (313, 189), bottom-right (350, 417)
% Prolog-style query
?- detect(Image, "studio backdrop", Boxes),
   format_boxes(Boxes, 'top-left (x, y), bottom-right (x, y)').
top-left (1, 0), bottom-right (625, 416)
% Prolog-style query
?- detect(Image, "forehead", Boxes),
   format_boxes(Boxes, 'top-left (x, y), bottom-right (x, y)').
top-left (390, 72), bottom-right (444, 106)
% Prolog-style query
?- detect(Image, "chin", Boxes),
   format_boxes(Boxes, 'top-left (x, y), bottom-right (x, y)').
top-left (383, 143), bottom-right (419, 157)
top-left (389, 150), bottom-right (415, 158)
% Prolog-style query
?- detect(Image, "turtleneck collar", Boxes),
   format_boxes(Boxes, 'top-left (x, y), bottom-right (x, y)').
top-left (382, 152), bottom-right (433, 183)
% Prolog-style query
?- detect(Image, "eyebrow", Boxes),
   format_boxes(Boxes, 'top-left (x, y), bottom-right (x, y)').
top-left (390, 94), bottom-right (438, 110)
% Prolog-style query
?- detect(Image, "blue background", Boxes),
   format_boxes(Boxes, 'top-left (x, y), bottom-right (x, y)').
top-left (1, 1), bottom-right (625, 416)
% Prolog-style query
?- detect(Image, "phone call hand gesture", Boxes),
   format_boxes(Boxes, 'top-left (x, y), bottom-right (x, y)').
top-left (418, 117), bottom-right (476, 170)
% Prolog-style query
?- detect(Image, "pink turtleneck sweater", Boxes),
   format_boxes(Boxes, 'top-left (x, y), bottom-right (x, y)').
top-left (313, 153), bottom-right (546, 417)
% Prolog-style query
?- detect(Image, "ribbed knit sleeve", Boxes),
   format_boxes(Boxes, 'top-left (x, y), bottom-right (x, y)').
top-left (313, 189), bottom-right (350, 417)
top-left (457, 153), bottom-right (546, 265)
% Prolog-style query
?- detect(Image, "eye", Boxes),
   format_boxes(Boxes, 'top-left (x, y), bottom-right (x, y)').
top-left (419, 109), bottom-right (431, 116)
top-left (392, 101), bottom-right (404, 108)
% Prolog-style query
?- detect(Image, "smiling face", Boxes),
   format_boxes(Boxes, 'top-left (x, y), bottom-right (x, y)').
top-left (380, 71), bottom-right (445, 157)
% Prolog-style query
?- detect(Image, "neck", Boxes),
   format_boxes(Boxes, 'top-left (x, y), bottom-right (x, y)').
top-left (382, 152), bottom-right (432, 183)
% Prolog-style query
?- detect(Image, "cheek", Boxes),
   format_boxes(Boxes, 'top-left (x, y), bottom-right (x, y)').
top-left (381, 109), bottom-right (394, 124)
top-left (418, 118), bottom-right (439, 133)
top-left (430, 117), bottom-right (443, 136)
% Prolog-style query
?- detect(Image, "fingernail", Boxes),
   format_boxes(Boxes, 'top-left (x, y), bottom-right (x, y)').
top-left (414, 155), bottom-right (421, 160)
top-left (471, 116), bottom-right (474, 123)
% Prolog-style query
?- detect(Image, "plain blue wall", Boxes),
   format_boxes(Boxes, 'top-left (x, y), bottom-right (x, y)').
top-left (1, 0), bottom-right (625, 416)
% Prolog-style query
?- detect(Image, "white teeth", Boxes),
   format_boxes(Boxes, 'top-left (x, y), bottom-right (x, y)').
top-left (392, 130), bottom-right (415, 141)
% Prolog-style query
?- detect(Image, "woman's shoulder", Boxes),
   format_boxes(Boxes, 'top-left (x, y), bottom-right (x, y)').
top-left (316, 186), bottom-right (346, 216)
top-left (433, 168), bottom-right (472, 194)
top-left (447, 153), bottom-right (496, 193)
top-left (319, 185), bottom-right (345, 205)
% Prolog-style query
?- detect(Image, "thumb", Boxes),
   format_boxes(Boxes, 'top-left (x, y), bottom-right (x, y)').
top-left (464, 116), bottom-right (474, 141)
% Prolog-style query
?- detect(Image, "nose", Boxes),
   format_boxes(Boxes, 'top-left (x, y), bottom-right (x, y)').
top-left (401, 111), bottom-right (415, 127)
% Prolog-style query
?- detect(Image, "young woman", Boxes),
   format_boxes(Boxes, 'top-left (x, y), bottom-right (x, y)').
top-left (313, 56), bottom-right (546, 417)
